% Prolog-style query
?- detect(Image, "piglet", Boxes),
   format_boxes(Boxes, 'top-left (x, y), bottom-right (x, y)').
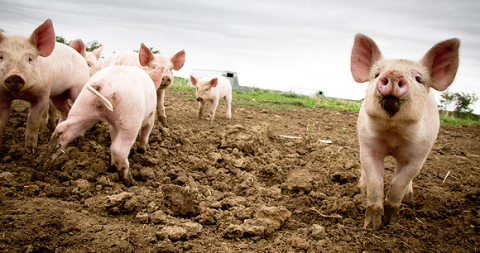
top-left (49, 64), bottom-right (163, 186)
top-left (350, 34), bottom-right (460, 229)
top-left (70, 39), bottom-right (103, 76)
top-left (101, 43), bottom-right (185, 127)
top-left (190, 75), bottom-right (232, 122)
top-left (0, 19), bottom-right (90, 153)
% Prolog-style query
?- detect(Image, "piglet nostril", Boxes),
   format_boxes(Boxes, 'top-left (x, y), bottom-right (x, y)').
top-left (197, 97), bottom-right (203, 102)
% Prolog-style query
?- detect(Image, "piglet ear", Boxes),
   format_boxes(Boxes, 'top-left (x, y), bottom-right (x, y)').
top-left (149, 65), bottom-right (164, 90)
top-left (69, 39), bottom-right (86, 57)
top-left (350, 33), bottom-right (383, 83)
top-left (210, 77), bottom-right (218, 87)
top-left (139, 43), bottom-right (154, 67)
top-left (190, 75), bottom-right (198, 86)
top-left (421, 38), bottom-right (460, 91)
top-left (0, 30), bottom-right (5, 44)
top-left (92, 44), bottom-right (103, 60)
top-left (171, 49), bottom-right (186, 71)
top-left (29, 19), bottom-right (56, 57)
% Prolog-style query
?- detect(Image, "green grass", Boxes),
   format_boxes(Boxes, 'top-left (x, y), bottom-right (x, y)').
top-left (172, 76), bottom-right (479, 125)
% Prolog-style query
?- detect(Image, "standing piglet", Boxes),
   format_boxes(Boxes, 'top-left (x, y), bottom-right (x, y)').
top-left (0, 19), bottom-right (90, 153)
top-left (69, 39), bottom-right (104, 76)
top-left (190, 75), bottom-right (232, 122)
top-left (350, 34), bottom-right (459, 229)
top-left (49, 64), bottom-right (163, 186)
top-left (101, 43), bottom-right (185, 127)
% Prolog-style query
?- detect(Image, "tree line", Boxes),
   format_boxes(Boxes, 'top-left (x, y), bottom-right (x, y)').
top-left (439, 91), bottom-right (478, 120)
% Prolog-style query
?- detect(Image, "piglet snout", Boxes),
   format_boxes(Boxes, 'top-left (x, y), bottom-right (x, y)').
top-left (4, 74), bottom-right (26, 91)
top-left (197, 97), bottom-right (204, 102)
top-left (377, 70), bottom-right (409, 98)
top-left (161, 76), bottom-right (172, 86)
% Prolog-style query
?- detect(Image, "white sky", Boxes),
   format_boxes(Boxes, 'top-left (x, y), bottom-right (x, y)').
top-left (2, 0), bottom-right (480, 113)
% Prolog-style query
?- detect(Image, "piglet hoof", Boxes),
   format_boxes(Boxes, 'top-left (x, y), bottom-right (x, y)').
top-left (364, 204), bottom-right (384, 230)
top-left (118, 170), bottom-right (135, 187)
top-left (159, 116), bottom-right (168, 128)
top-left (47, 120), bottom-right (57, 131)
top-left (108, 164), bottom-right (117, 173)
top-left (403, 192), bottom-right (414, 206)
top-left (25, 147), bottom-right (36, 155)
top-left (383, 202), bottom-right (400, 226)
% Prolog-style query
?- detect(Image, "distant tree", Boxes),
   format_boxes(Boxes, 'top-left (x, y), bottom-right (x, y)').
top-left (134, 47), bottom-right (160, 54)
top-left (439, 91), bottom-right (455, 111)
top-left (440, 91), bottom-right (478, 117)
top-left (55, 36), bottom-right (100, 52)
top-left (85, 40), bottom-right (101, 52)
top-left (453, 92), bottom-right (478, 115)
top-left (56, 36), bottom-right (71, 45)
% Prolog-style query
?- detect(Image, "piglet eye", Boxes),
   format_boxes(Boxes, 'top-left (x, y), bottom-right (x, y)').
top-left (0, 54), bottom-right (3, 60)
top-left (374, 73), bottom-right (380, 79)
top-left (415, 76), bottom-right (422, 83)
top-left (28, 56), bottom-right (33, 62)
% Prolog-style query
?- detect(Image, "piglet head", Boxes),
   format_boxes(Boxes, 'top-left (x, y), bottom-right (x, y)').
top-left (190, 75), bottom-right (218, 102)
top-left (138, 43), bottom-right (185, 91)
top-left (0, 19), bottom-right (56, 92)
top-left (351, 33), bottom-right (459, 119)
top-left (147, 63), bottom-right (164, 90)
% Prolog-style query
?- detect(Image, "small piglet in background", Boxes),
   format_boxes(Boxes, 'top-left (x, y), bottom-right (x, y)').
top-left (190, 75), bottom-right (232, 122)
top-left (69, 39), bottom-right (104, 76)
top-left (0, 19), bottom-right (90, 153)
top-left (350, 34), bottom-right (460, 230)
top-left (49, 64), bottom-right (164, 186)
top-left (101, 43), bottom-right (185, 127)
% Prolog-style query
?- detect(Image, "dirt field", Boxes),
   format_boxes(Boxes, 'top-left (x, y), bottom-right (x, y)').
top-left (0, 88), bottom-right (479, 252)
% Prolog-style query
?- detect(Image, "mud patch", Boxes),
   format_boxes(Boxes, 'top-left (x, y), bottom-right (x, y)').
top-left (0, 91), bottom-right (479, 252)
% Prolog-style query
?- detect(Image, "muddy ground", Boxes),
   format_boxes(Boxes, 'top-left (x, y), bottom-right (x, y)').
top-left (0, 88), bottom-right (479, 253)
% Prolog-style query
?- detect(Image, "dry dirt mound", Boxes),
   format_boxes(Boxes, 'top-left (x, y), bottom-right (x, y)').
top-left (0, 90), bottom-right (479, 252)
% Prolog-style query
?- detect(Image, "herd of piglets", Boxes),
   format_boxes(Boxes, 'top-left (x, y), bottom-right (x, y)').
top-left (100, 42), bottom-right (186, 127)
top-left (0, 19), bottom-right (461, 230)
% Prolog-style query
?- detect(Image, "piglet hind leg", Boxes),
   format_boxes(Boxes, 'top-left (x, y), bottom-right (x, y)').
top-left (137, 115), bottom-right (155, 153)
top-left (49, 117), bottom-right (99, 162)
top-left (403, 180), bottom-right (414, 205)
top-left (110, 129), bottom-right (138, 186)
top-left (50, 91), bottom-right (72, 123)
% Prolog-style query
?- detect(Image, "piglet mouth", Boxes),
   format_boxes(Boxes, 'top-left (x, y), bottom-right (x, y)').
top-left (379, 95), bottom-right (402, 117)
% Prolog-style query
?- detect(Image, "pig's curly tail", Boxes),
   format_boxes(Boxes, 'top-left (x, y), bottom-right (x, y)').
top-left (86, 82), bottom-right (114, 111)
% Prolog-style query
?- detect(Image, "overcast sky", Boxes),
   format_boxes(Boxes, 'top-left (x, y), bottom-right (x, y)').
top-left (2, 0), bottom-right (480, 113)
